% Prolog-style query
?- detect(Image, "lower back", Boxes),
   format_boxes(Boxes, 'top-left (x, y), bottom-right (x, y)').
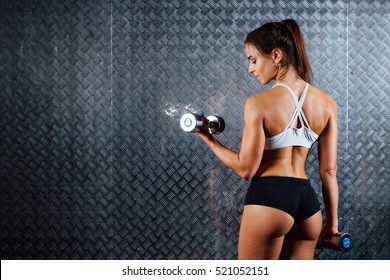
top-left (255, 147), bottom-right (309, 178)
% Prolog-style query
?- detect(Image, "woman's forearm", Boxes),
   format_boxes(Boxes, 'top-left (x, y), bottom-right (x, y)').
top-left (321, 172), bottom-right (339, 231)
top-left (197, 133), bottom-right (249, 179)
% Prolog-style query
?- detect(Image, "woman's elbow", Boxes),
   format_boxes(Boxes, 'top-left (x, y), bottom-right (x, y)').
top-left (238, 168), bottom-right (256, 181)
top-left (320, 165), bottom-right (338, 179)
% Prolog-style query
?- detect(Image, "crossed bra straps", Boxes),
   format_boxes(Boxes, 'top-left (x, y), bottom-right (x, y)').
top-left (264, 82), bottom-right (319, 150)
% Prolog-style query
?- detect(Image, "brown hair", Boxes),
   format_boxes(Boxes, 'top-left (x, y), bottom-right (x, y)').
top-left (245, 19), bottom-right (313, 83)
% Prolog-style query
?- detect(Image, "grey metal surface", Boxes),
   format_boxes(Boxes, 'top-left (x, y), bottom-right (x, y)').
top-left (0, 0), bottom-right (389, 259)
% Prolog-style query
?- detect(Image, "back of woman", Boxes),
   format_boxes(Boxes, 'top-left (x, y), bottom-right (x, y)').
top-left (197, 19), bottom-right (340, 260)
top-left (256, 82), bottom-right (335, 178)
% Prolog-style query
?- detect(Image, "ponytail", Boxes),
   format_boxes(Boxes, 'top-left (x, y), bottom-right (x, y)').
top-left (245, 19), bottom-right (313, 83)
top-left (281, 19), bottom-right (313, 83)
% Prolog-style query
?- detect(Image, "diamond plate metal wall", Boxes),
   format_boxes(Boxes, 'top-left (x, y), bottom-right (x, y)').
top-left (343, 0), bottom-right (390, 259)
top-left (0, 0), bottom-right (113, 259)
top-left (0, 0), bottom-right (389, 260)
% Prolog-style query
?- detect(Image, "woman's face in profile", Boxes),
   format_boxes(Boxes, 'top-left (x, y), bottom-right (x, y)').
top-left (245, 43), bottom-right (276, 85)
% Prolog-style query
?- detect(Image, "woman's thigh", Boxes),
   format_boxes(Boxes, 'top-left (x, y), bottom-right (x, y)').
top-left (238, 205), bottom-right (294, 260)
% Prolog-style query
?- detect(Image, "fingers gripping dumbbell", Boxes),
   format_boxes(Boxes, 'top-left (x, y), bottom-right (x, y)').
top-left (180, 113), bottom-right (225, 134)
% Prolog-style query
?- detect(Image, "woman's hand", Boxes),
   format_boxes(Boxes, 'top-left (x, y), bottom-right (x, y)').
top-left (317, 222), bottom-right (339, 247)
top-left (196, 117), bottom-right (213, 140)
top-left (320, 223), bottom-right (338, 238)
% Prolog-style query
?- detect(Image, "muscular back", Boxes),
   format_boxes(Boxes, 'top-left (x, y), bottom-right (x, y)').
top-left (252, 82), bottom-right (335, 179)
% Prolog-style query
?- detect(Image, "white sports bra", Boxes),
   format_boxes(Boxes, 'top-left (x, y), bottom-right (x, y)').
top-left (264, 82), bottom-right (319, 150)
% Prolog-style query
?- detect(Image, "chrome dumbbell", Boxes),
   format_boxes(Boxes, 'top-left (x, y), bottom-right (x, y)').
top-left (180, 113), bottom-right (225, 134)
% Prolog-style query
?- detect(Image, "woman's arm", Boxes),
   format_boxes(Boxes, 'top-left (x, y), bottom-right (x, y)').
top-left (318, 96), bottom-right (339, 236)
top-left (197, 96), bottom-right (265, 180)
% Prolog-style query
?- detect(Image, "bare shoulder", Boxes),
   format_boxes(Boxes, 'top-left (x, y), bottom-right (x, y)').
top-left (245, 88), bottom-right (275, 109)
top-left (309, 85), bottom-right (337, 113)
top-left (244, 89), bottom-right (274, 120)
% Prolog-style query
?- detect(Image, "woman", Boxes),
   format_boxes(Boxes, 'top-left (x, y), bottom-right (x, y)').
top-left (197, 19), bottom-right (339, 259)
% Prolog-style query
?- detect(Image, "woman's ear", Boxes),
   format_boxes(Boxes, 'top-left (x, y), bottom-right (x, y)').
top-left (272, 48), bottom-right (283, 64)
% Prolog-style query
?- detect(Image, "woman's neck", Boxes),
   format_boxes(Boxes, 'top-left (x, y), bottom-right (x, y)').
top-left (275, 67), bottom-right (305, 87)
top-left (275, 68), bottom-right (307, 94)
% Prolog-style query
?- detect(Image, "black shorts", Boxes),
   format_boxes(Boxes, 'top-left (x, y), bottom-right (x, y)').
top-left (244, 176), bottom-right (321, 223)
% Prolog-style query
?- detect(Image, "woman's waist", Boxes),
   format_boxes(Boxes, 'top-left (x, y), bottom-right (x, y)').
top-left (254, 160), bottom-right (308, 179)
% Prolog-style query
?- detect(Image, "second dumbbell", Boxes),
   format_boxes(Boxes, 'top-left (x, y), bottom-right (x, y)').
top-left (318, 232), bottom-right (352, 252)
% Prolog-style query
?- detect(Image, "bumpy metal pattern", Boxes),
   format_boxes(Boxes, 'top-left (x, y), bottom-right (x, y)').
top-left (0, 0), bottom-right (389, 259)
